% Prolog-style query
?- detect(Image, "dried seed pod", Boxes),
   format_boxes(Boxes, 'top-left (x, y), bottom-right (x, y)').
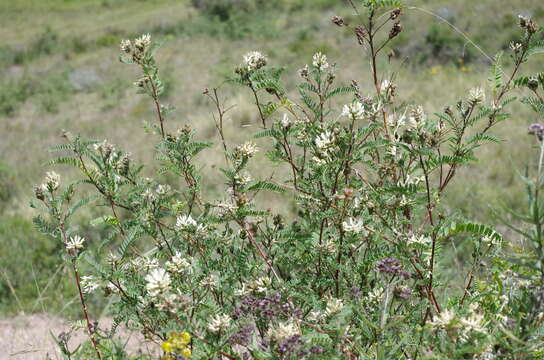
top-left (354, 25), bottom-right (367, 45)
top-left (331, 15), bottom-right (345, 27)
top-left (389, 22), bottom-right (402, 39)
top-left (390, 8), bottom-right (402, 20)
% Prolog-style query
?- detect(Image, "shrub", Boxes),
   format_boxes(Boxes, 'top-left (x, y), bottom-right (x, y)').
top-left (33, 1), bottom-right (544, 359)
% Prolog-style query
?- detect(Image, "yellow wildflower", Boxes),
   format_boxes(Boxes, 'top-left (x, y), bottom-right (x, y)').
top-left (180, 331), bottom-right (191, 345)
top-left (161, 341), bottom-right (173, 352)
top-left (181, 347), bottom-right (192, 359)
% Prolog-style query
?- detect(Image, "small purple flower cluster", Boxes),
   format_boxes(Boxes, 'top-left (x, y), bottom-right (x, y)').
top-left (278, 334), bottom-right (304, 354)
top-left (277, 335), bottom-right (325, 358)
top-left (233, 294), bottom-right (302, 320)
top-left (396, 286), bottom-right (412, 300)
top-left (376, 257), bottom-right (400, 274)
top-left (376, 258), bottom-right (411, 279)
top-left (231, 294), bottom-right (326, 357)
top-left (229, 325), bottom-right (254, 346)
top-left (528, 123), bottom-right (544, 141)
top-left (350, 286), bottom-right (363, 298)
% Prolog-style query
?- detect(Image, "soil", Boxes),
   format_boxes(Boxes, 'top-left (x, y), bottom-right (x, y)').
top-left (0, 313), bottom-right (158, 359)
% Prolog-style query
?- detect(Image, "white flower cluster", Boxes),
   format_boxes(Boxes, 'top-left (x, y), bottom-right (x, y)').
top-left (469, 87), bottom-right (485, 105)
top-left (45, 171), bottom-right (60, 191)
top-left (280, 113), bottom-right (291, 128)
top-left (366, 287), bottom-right (384, 304)
top-left (119, 34), bottom-right (151, 61)
top-left (482, 233), bottom-right (501, 247)
top-left (431, 309), bottom-right (456, 329)
top-left (407, 234), bottom-right (431, 247)
top-left (408, 105), bottom-right (426, 129)
top-left (324, 297), bottom-right (344, 317)
top-left (120, 39), bottom-right (131, 53)
top-left (235, 275), bottom-right (271, 296)
top-left (156, 291), bottom-right (190, 313)
top-left (380, 80), bottom-right (394, 95)
top-left (176, 214), bottom-right (197, 230)
top-left (200, 273), bottom-right (219, 288)
top-left (266, 321), bottom-right (299, 343)
top-left (141, 257), bottom-right (159, 271)
top-left (316, 237), bottom-right (336, 254)
top-left (234, 172), bottom-right (252, 186)
top-left (312, 52), bottom-right (329, 71)
top-left (431, 305), bottom-right (487, 342)
top-left (315, 130), bottom-right (334, 150)
top-left (134, 33), bottom-right (151, 53)
top-left (156, 184), bottom-right (171, 196)
top-left (208, 313), bottom-right (232, 333)
top-left (145, 268), bottom-right (171, 298)
top-left (65, 235), bottom-right (85, 253)
top-left (166, 252), bottom-right (192, 274)
top-left (342, 218), bottom-right (365, 234)
top-left (243, 51), bottom-right (267, 71)
top-left (216, 200), bottom-right (238, 216)
top-left (236, 141), bottom-right (259, 158)
top-left (80, 276), bottom-right (100, 294)
top-left (342, 101), bottom-right (367, 121)
top-left (396, 174), bottom-right (424, 188)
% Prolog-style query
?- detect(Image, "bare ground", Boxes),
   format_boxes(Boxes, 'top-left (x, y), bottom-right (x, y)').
top-left (0, 314), bottom-right (158, 360)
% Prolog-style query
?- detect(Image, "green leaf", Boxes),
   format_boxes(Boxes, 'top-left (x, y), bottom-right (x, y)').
top-left (488, 52), bottom-right (504, 89)
top-left (247, 181), bottom-right (285, 193)
top-left (45, 157), bottom-right (83, 169)
top-left (90, 216), bottom-right (119, 226)
top-left (450, 222), bottom-right (501, 242)
top-left (527, 39), bottom-right (544, 56)
top-left (325, 86), bottom-right (356, 100)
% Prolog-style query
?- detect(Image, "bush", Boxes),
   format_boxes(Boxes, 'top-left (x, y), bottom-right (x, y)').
top-left (33, 2), bottom-right (544, 359)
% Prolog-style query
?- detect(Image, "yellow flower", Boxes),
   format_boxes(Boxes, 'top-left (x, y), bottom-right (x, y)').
top-left (180, 331), bottom-right (191, 345)
top-left (181, 347), bottom-right (192, 359)
top-left (161, 341), bottom-right (173, 352)
top-left (163, 355), bottom-right (174, 360)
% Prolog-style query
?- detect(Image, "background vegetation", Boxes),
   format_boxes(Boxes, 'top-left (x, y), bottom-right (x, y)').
top-left (1, 0), bottom-right (543, 319)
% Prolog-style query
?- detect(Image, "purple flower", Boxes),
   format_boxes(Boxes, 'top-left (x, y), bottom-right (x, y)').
top-left (350, 286), bottom-right (362, 298)
top-left (230, 325), bottom-right (254, 346)
top-left (396, 286), bottom-right (412, 300)
top-left (376, 257), bottom-right (403, 276)
top-left (278, 334), bottom-right (304, 354)
top-left (310, 345), bottom-right (325, 354)
top-left (528, 123), bottom-right (544, 141)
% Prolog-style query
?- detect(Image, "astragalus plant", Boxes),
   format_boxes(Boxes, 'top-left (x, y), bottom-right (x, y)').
top-left (32, 1), bottom-right (544, 359)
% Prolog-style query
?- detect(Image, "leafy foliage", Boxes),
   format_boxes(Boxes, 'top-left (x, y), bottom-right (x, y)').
top-left (31, 3), bottom-right (544, 360)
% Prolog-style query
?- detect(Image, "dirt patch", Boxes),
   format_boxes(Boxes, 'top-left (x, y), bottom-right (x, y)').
top-left (0, 313), bottom-right (158, 359)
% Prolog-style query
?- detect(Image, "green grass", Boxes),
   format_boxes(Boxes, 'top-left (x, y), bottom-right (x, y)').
top-left (0, 0), bottom-right (542, 315)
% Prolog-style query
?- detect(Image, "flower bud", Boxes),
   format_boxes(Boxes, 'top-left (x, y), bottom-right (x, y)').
top-left (331, 16), bottom-right (345, 27)
top-left (528, 77), bottom-right (539, 91)
top-left (34, 184), bottom-right (47, 200)
top-left (389, 22), bottom-right (402, 39)
top-left (390, 8), bottom-right (402, 20)
top-left (354, 25), bottom-right (367, 45)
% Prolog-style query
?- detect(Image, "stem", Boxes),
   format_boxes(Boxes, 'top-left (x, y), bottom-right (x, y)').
top-left (60, 223), bottom-right (102, 359)
top-left (147, 74), bottom-right (165, 138)
top-left (72, 263), bottom-right (102, 359)
top-left (250, 84), bottom-right (267, 128)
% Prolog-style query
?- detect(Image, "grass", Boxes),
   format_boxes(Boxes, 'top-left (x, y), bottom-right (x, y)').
top-left (0, 0), bottom-right (542, 316)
